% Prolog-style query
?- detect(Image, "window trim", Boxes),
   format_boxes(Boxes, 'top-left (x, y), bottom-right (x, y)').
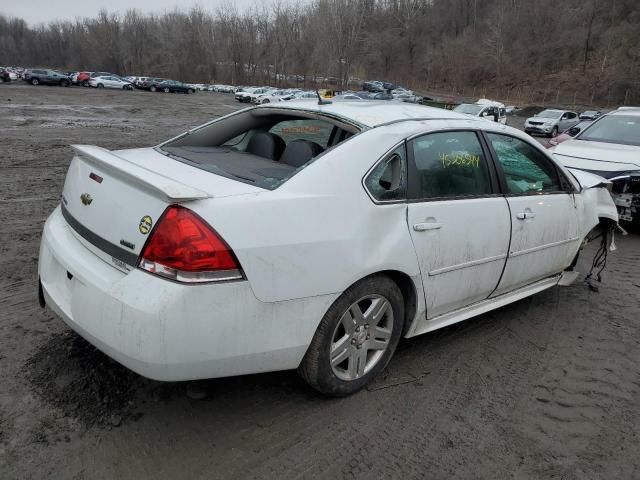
top-left (481, 131), bottom-right (576, 196)
top-left (405, 129), bottom-right (502, 203)
top-left (361, 140), bottom-right (409, 205)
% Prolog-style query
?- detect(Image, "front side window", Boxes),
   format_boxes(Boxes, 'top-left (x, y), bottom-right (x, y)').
top-left (487, 133), bottom-right (561, 194)
top-left (409, 131), bottom-right (492, 199)
top-left (364, 145), bottom-right (407, 201)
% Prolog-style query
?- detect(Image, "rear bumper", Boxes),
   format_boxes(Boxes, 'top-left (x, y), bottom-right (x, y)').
top-left (38, 206), bottom-right (334, 381)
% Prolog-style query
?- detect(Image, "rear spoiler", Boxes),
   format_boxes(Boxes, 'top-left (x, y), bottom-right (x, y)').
top-left (71, 145), bottom-right (211, 202)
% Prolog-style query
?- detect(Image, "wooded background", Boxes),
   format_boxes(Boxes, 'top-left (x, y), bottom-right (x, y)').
top-left (1, 0), bottom-right (639, 106)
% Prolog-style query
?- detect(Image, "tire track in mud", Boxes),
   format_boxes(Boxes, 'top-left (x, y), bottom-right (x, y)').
top-left (512, 247), bottom-right (640, 478)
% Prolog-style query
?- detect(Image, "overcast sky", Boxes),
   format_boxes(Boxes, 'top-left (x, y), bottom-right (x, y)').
top-left (0, 0), bottom-right (260, 25)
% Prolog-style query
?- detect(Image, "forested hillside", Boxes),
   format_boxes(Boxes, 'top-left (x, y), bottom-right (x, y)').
top-left (1, 0), bottom-right (639, 105)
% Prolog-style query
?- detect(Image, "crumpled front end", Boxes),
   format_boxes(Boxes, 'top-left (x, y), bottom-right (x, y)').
top-left (610, 174), bottom-right (640, 223)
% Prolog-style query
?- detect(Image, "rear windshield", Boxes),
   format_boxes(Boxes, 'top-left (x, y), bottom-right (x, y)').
top-left (159, 108), bottom-right (359, 190)
top-left (578, 115), bottom-right (640, 146)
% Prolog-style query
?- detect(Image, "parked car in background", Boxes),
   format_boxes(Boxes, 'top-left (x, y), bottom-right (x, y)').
top-left (0, 67), bottom-right (11, 82)
top-left (254, 89), bottom-right (301, 104)
top-left (362, 80), bottom-right (385, 92)
top-left (544, 121), bottom-right (592, 148)
top-left (155, 80), bottom-right (196, 94)
top-left (89, 75), bottom-right (134, 90)
top-left (236, 87), bottom-right (272, 103)
top-left (141, 78), bottom-right (166, 91)
top-left (370, 92), bottom-right (394, 101)
top-left (23, 69), bottom-right (71, 87)
top-left (90, 71), bottom-right (117, 79)
top-left (235, 87), bottom-right (259, 102)
top-left (579, 110), bottom-right (603, 120)
top-left (551, 107), bottom-right (640, 224)
top-left (135, 77), bottom-right (150, 88)
top-left (524, 109), bottom-right (579, 137)
top-left (454, 99), bottom-right (507, 124)
top-left (37, 102), bottom-right (617, 397)
top-left (394, 94), bottom-right (422, 103)
top-left (71, 71), bottom-right (92, 86)
top-left (291, 91), bottom-right (318, 100)
top-left (391, 88), bottom-right (414, 97)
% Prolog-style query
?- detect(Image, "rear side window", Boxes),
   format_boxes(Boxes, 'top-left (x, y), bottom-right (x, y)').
top-left (409, 131), bottom-right (492, 199)
top-left (487, 133), bottom-right (561, 194)
top-left (270, 120), bottom-right (333, 148)
top-left (365, 145), bottom-right (407, 202)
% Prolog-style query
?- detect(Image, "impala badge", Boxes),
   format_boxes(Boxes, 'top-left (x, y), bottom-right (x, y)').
top-left (80, 193), bottom-right (93, 205)
top-left (139, 215), bottom-right (153, 234)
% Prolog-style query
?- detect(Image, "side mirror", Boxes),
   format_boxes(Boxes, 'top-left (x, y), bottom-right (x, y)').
top-left (568, 127), bottom-right (581, 136)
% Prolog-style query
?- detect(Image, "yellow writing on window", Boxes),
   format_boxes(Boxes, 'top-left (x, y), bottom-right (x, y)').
top-left (439, 151), bottom-right (480, 168)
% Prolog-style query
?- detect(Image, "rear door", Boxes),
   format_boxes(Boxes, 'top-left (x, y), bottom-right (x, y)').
top-left (406, 130), bottom-right (511, 318)
top-left (485, 132), bottom-right (580, 295)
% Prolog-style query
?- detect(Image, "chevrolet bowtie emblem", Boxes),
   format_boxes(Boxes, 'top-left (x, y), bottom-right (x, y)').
top-left (80, 193), bottom-right (93, 205)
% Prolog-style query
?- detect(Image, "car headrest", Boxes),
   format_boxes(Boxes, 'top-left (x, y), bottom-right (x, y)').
top-left (280, 140), bottom-right (325, 168)
top-left (246, 131), bottom-right (285, 160)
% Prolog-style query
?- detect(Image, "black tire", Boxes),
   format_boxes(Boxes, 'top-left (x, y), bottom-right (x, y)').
top-left (262, 99), bottom-right (270, 104)
top-left (163, 87), bottom-right (170, 93)
top-left (298, 275), bottom-right (404, 396)
top-left (550, 126), bottom-right (559, 137)
top-left (97, 83), bottom-right (104, 88)
top-left (82, 80), bottom-right (89, 87)
top-left (31, 78), bottom-right (39, 86)
top-left (150, 86), bottom-right (157, 92)
top-left (187, 89), bottom-right (194, 94)
top-left (60, 79), bottom-right (69, 87)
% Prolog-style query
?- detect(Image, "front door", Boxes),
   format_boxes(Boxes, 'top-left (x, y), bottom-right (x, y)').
top-left (406, 130), bottom-right (511, 318)
top-left (485, 132), bottom-right (580, 295)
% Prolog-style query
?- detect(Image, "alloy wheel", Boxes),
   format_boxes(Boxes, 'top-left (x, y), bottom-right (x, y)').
top-left (330, 294), bottom-right (394, 381)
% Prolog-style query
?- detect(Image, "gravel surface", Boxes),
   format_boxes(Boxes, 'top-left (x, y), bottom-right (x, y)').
top-left (1, 83), bottom-right (639, 479)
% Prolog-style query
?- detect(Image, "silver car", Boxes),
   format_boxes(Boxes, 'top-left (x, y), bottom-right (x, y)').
top-left (524, 109), bottom-right (579, 137)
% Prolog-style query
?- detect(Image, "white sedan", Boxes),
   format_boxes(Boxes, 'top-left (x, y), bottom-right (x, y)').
top-left (89, 75), bottom-right (134, 90)
top-left (38, 101), bottom-right (617, 396)
top-left (550, 107), bottom-right (640, 224)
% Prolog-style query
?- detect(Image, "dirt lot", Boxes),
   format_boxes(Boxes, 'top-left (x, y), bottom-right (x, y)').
top-left (1, 83), bottom-right (639, 479)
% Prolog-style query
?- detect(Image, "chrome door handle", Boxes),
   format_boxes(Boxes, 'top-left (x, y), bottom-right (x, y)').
top-left (516, 210), bottom-right (536, 220)
top-left (413, 222), bottom-right (442, 231)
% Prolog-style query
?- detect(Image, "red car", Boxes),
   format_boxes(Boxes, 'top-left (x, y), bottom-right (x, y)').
top-left (75, 71), bottom-right (92, 87)
top-left (544, 121), bottom-right (592, 148)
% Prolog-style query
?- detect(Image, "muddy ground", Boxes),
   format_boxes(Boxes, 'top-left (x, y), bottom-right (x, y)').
top-left (1, 83), bottom-right (639, 479)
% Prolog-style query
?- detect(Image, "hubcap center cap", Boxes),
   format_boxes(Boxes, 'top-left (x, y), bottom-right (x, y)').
top-left (354, 329), bottom-right (367, 344)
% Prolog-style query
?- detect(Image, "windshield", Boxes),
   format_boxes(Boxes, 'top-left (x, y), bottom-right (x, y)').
top-left (454, 104), bottom-right (484, 115)
top-left (578, 115), bottom-right (640, 146)
top-left (537, 110), bottom-right (563, 119)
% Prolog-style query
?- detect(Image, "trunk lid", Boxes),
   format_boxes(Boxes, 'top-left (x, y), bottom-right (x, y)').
top-left (61, 145), bottom-right (260, 272)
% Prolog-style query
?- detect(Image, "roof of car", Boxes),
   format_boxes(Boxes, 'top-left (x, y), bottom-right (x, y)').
top-left (261, 101), bottom-right (470, 128)
top-left (611, 107), bottom-right (640, 116)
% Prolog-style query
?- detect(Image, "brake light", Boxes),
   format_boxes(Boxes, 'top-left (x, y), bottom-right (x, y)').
top-left (138, 205), bottom-right (243, 283)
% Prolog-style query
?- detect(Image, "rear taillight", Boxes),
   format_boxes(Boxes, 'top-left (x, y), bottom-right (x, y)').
top-left (138, 205), bottom-right (243, 283)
